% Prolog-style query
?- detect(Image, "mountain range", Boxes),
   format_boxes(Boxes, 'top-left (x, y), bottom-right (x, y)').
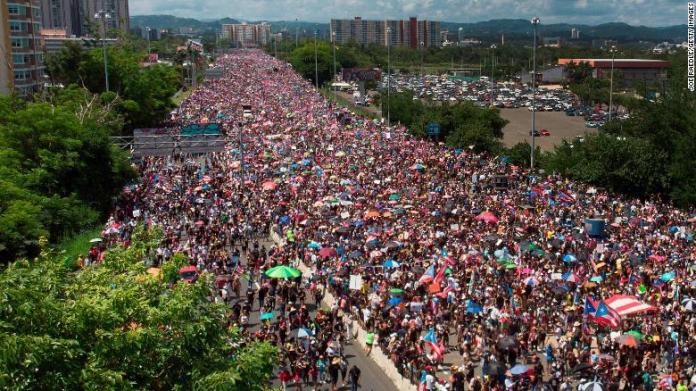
top-left (131, 15), bottom-right (686, 42)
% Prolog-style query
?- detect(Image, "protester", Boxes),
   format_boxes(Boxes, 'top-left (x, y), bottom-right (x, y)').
top-left (99, 50), bottom-right (696, 390)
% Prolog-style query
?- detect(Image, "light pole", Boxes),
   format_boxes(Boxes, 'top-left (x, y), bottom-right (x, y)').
top-left (608, 45), bottom-right (616, 122)
top-left (386, 26), bottom-right (391, 127)
top-left (490, 44), bottom-right (497, 79)
top-left (94, 10), bottom-right (111, 92)
top-left (531, 16), bottom-right (540, 171)
top-left (146, 27), bottom-right (151, 55)
top-left (314, 30), bottom-right (319, 89)
top-left (332, 31), bottom-right (337, 85)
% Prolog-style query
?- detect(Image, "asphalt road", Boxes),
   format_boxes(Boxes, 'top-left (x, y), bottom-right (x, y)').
top-left (234, 239), bottom-right (399, 391)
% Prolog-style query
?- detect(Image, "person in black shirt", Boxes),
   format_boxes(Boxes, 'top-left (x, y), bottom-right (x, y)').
top-left (348, 365), bottom-right (361, 391)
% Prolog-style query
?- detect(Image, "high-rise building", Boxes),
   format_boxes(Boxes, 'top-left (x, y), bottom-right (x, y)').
top-left (571, 28), bottom-right (580, 40)
top-left (1, 3), bottom-right (12, 94)
top-left (330, 17), bottom-right (441, 48)
top-left (221, 23), bottom-right (272, 48)
top-left (39, 0), bottom-right (75, 35)
top-left (71, 0), bottom-right (129, 37)
top-left (6, 0), bottom-right (45, 96)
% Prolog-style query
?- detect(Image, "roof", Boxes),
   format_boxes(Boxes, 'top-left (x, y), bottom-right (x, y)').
top-left (558, 58), bottom-right (670, 69)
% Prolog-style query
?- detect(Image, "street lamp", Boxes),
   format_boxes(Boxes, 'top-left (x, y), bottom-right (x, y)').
top-left (332, 31), bottom-right (337, 85)
top-left (314, 30), bottom-right (318, 89)
top-left (94, 10), bottom-right (111, 92)
top-left (608, 45), bottom-right (617, 122)
top-left (386, 26), bottom-right (391, 127)
top-left (490, 44), bottom-right (497, 79)
top-left (146, 27), bottom-right (151, 54)
top-left (530, 16), bottom-right (540, 172)
top-left (458, 27), bottom-right (463, 45)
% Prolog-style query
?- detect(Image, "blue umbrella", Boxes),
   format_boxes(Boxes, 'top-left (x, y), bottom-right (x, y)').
top-left (510, 364), bottom-right (529, 375)
top-left (563, 254), bottom-right (577, 263)
top-left (260, 312), bottom-right (274, 321)
top-left (466, 300), bottom-right (482, 314)
top-left (279, 216), bottom-right (290, 224)
top-left (384, 259), bottom-right (401, 268)
top-left (590, 275), bottom-right (603, 283)
top-left (349, 250), bottom-right (363, 259)
top-left (297, 327), bottom-right (313, 338)
top-left (308, 241), bottom-right (321, 250)
top-left (661, 271), bottom-right (676, 282)
top-left (388, 297), bottom-right (402, 306)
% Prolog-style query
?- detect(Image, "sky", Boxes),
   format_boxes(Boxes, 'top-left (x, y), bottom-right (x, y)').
top-left (130, 0), bottom-right (686, 26)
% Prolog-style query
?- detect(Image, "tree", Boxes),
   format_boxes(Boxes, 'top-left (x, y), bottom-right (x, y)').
top-left (0, 94), bottom-right (135, 261)
top-left (288, 41), bottom-right (333, 86)
top-left (0, 227), bottom-right (278, 390)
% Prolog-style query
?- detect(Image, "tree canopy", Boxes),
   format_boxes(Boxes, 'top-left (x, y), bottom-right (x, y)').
top-left (45, 42), bottom-right (182, 130)
top-left (0, 93), bottom-right (135, 262)
top-left (0, 226), bottom-right (278, 390)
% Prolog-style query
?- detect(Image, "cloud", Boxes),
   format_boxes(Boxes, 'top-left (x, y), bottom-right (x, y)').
top-left (129, 0), bottom-right (684, 26)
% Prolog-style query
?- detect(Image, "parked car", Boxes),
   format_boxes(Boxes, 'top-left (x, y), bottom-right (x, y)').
top-left (179, 265), bottom-right (199, 283)
top-left (540, 128), bottom-right (551, 136)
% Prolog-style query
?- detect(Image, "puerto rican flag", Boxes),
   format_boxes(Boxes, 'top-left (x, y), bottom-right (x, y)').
top-left (591, 300), bottom-right (622, 329)
top-left (604, 294), bottom-right (657, 316)
top-left (419, 264), bottom-right (436, 283)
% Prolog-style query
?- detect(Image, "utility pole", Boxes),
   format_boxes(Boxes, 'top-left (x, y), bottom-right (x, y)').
top-left (314, 30), bottom-right (319, 89)
top-left (332, 31), bottom-right (337, 85)
top-left (295, 18), bottom-right (299, 47)
top-left (94, 10), bottom-right (111, 92)
top-left (531, 17), bottom-right (540, 171)
top-left (146, 27), bottom-right (151, 54)
top-left (387, 27), bottom-right (392, 127)
top-left (609, 45), bottom-right (616, 122)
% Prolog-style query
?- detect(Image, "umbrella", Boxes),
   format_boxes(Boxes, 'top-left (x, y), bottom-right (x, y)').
top-left (296, 327), bottom-right (313, 338)
top-left (524, 276), bottom-right (540, 286)
top-left (319, 247), bottom-right (337, 258)
top-left (265, 265), bottom-right (302, 279)
top-left (260, 312), bottom-right (275, 321)
top-left (383, 259), bottom-right (401, 268)
top-left (589, 276), bottom-right (603, 283)
top-left (572, 363), bottom-right (593, 373)
top-left (262, 181), bottom-right (278, 191)
top-left (563, 254), bottom-right (577, 263)
top-left (307, 241), bottom-right (321, 250)
top-left (466, 300), bottom-right (482, 314)
top-left (497, 336), bottom-right (517, 350)
top-left (410, 163), bottom-right (426, 170)
top-left (389, 193), bottom-right (401, 201)
top-left (388, 297), bottom-right (402, 306)
top-left (385, 241), bottom-right (401, 250)
top-left (681, 297), bottom-right (696, 312)
top-left (389, 288), bottom-right (404, 295)
top-left (581, 381), bottom-right (603, 391)
top-left (509, 364), bottom-right (529, 375)
top-left (626, 330), bottom-right (644, 339)
top-left (89, 238), bottom-right (103, 243)
top-left (475, 211), bottom-right (499, 224)
top-left (617, 334), bottom-right (639, 347)
top-left (348, 250), bottom-right (363, 259)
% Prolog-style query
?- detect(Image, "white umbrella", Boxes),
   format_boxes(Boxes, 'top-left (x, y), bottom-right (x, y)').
top-left (681, 297), bottom-right (696, 312)
top-left (581, 380), bottom-right (603, 391)
top-left (89, 238), bottom-right (103, 243)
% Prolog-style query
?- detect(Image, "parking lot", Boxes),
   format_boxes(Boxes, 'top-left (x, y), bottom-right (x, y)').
top-left (500, 108), bottom-right (597, 151)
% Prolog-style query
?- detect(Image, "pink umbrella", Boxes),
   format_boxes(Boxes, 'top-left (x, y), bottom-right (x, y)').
top-left (318, 247), bottom-right (337, 258)
top-left (262, 181), bottom-right (278, 191)
top-left (475, 211), bottom-right (499, 224)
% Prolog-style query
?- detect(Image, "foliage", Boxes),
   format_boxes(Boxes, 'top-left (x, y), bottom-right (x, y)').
top-left (0, 227), bottom-right (278, 390)
top-left (502, 142), bottom-right (544, 168)
top-left (545, 134), bottom-right (670, 198)
top-left (385, 91), bottom-right (507, 153)
top-left (45, 44), bottom-right (181, 130)
top-left (288, 41), bottom-right (334, 86)
top-left (0, 95), bottom-right (135, 262)
top-left (564, 61), bottom-right (593, 84)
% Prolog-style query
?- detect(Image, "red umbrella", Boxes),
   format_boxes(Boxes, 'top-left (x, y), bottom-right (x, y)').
top-left (318, 247), bottom-right (337, 258)
top-left (475, 211), bottom-right (499, 224)
top-left (262, 181), bottom-right (278, 191)
top-left (195, 220), bottom-right (205, 226)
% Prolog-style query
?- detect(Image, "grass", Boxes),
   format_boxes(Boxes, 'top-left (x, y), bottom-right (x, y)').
top-left (320, 88), bottom-right (381, 120)
top-left (172, 88), bottom-right (193, 107)
top-left (55, 227), bottom-right (102, 269)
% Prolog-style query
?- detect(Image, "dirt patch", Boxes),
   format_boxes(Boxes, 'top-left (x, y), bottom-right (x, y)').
top-left (500, 108), bottom-right (597, 151)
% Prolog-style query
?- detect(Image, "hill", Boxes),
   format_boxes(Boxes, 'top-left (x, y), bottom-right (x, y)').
top-left (130, 15), bottom-right (686, 42)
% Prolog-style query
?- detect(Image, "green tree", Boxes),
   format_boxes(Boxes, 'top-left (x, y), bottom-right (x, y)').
top-left (289, 41), bottom-right (333, 86)
top-left (0, 226), bottom-right (278, 390)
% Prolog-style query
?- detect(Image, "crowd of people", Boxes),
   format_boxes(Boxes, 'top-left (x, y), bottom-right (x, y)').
top-left (97, 50), bottom-right (696, 390)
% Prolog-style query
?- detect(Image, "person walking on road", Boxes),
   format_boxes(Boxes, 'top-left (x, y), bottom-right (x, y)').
top-left (348, 365), bottom-right (361, 391)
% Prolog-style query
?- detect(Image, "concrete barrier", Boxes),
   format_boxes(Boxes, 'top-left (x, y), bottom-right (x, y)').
top-left (268, 225), bottom-right (417, 391)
